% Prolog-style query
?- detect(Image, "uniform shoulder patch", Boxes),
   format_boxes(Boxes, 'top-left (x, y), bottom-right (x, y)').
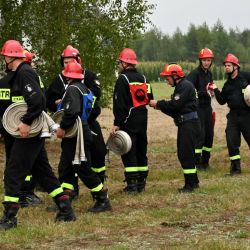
top-left (24, 84), bottom-right (33, 92)
top-left (174, 94), bottom-right (180, 100)
top-left (94, 80), bottom-right (101, 86)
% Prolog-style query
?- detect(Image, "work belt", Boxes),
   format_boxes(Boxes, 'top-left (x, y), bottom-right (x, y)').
top-left (174, 111), bottom-right (198, 126)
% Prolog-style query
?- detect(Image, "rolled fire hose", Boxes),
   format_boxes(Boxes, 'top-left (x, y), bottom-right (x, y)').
top-left (106, 130), bottom-right (132, 156)
top-left (2, 102), bottom-right (59, 138)
top-left (244, 85), bottom-right (250, 107)
top-left (52, 110), bottom-right (78, 138)
top-left (52, 110), bottom-right (87, 164)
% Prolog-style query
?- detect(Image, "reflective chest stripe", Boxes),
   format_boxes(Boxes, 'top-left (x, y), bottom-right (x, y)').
top-left (146, 83), bottom-right (152, 94)
top-left (38, 76), bottom-right (45, 89)
top-left (92, 95), bottom-right (97, 108)
top-left (0, 88), bottom-right (11, 100)
top-left (12, 96), bottom-right (24, 102)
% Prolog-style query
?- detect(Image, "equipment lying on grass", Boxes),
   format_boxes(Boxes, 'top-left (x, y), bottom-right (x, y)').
top-left (3, 102), bottom-right (59, 138)
top-left (107, 130), bottom-right (132, 156)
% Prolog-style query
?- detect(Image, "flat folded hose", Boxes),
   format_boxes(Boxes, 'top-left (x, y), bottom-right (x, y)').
top-left (107, 130), bottom-right (132, 156)
top-left (52, 110), bottom-right (87, 163)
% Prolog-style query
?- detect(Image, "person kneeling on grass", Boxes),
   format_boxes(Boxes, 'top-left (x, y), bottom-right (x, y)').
top-left (149, 63), bottom-right (201, 192)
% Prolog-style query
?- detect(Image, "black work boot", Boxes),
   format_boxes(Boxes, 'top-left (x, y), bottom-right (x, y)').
top-left (123, 173), bottom-right (139, 194)
top-left (201, 151), bottom-right (210, 170)
top-left (19, 191), bottom-right (43, 208)
top-left (137, 171), bottom-right (148, 193)
top-left (54, 195), bottom-right (76, 222)
top-left (123, 178), bottom-right (138, 194)
top-left (178, 184), bottom-right (194, 193)
top-left (87, 188), bottom-right (112, 213)
top-left (47, 189), bottom-right (76, 212)
top-left (137, 177), bottom-right (146, 193)
top-left (229, 160), bottom-right (241, 176)
top-left (0, 202), bottom-right (19, 230)
top-left (178, 173), bottom-right (199, 193)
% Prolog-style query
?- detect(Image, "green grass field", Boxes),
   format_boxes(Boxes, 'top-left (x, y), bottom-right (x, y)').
top-left (151, 80), bottom-right (224, 99)
top-left (0, 79), bottom-right (250, 249)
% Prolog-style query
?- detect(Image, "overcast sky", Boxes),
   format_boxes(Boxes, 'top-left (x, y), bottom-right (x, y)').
top-left (147, 0), bottom-right (250, 35)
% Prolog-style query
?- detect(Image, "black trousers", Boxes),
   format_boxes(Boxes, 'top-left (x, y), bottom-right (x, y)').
top-left (3, 131), bottom-right (37, 193)
top-left (196, 105), bottom-right (214, 163)
top-left (121, 127), bottom-right (148, 180)
top-left (225, 111), bottom-right (250, 159)
top-left (58, 137), bottom-right (102, 191)
top-left (4, 137), bottom-right (61, 198)
top-left (177, 120), bottom-right (200, 184)
top-left (89, 120), bottom-right (107, 175)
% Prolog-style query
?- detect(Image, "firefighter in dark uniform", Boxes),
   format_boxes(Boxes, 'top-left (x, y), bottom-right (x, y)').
top-left (0, 68), bottom-right (43, 207)
top-left (111, 48), bottom-right (153, 194)
top-left (46, 45), bottom-right (107, 198)
top-left (187, 48), bottom-right (215, 170)
top-left (0, 40), bottom-right (76, 230)
top-left (149, 63), bottom-right (200, 192)
top-left (208, 53), bottom-right (250, 175)
top-left (56, 59), bottom-right (111, 213)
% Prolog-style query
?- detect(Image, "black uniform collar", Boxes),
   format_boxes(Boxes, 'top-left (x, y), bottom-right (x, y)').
top-left (198, 65), bottom-right (209, 74)
top-left (121, 67), bottom-right (137, 74)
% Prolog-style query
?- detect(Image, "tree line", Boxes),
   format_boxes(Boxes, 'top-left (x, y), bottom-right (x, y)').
top-left (131, 20), bottom-right (250, 64)
top-left (130, 20), bottom-right (250, 81)
top-left (0, 0), bottom-right (154, 105)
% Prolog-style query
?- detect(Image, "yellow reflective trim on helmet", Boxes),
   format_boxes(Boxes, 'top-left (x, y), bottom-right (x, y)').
top-left (242, 88), bottom-right (245, 93)
top-left (230, 155), bottom-right (241, 160)
top-left (0, 88), bottom-right (11, 100)
top-left (4, 196), bottom-right (19, 203)
top-left (61, 183), bottom-right (74, 190)
top-left (91, 183), bottom-right (103, 192)
top-left (183, 169), bottom-right (197, 174)
top-left (91, 166), bottom-right (106, 173)
top-left (49, 187), bottom-right (64, 198)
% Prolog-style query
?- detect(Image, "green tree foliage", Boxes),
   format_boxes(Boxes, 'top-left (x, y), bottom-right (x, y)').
top-left (0, 0), bottom-right (154, 105)
top-left (131, 20), bottom-right (250, 81)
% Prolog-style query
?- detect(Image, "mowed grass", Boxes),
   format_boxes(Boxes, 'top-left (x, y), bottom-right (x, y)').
top-left (0, 80), bottom-right (250, 249)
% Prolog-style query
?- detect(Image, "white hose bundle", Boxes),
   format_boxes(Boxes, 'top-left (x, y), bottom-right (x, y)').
top-left (52, 110), bottom-right (87, 163)
top-left (107, 130), bottom-right (132, 156)
top-left (2, 102), bottom-right (58, 138)
top-left (52, 110), bottom-right (78, 138)
top-left (244, 85), bottom-right (250, 107)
